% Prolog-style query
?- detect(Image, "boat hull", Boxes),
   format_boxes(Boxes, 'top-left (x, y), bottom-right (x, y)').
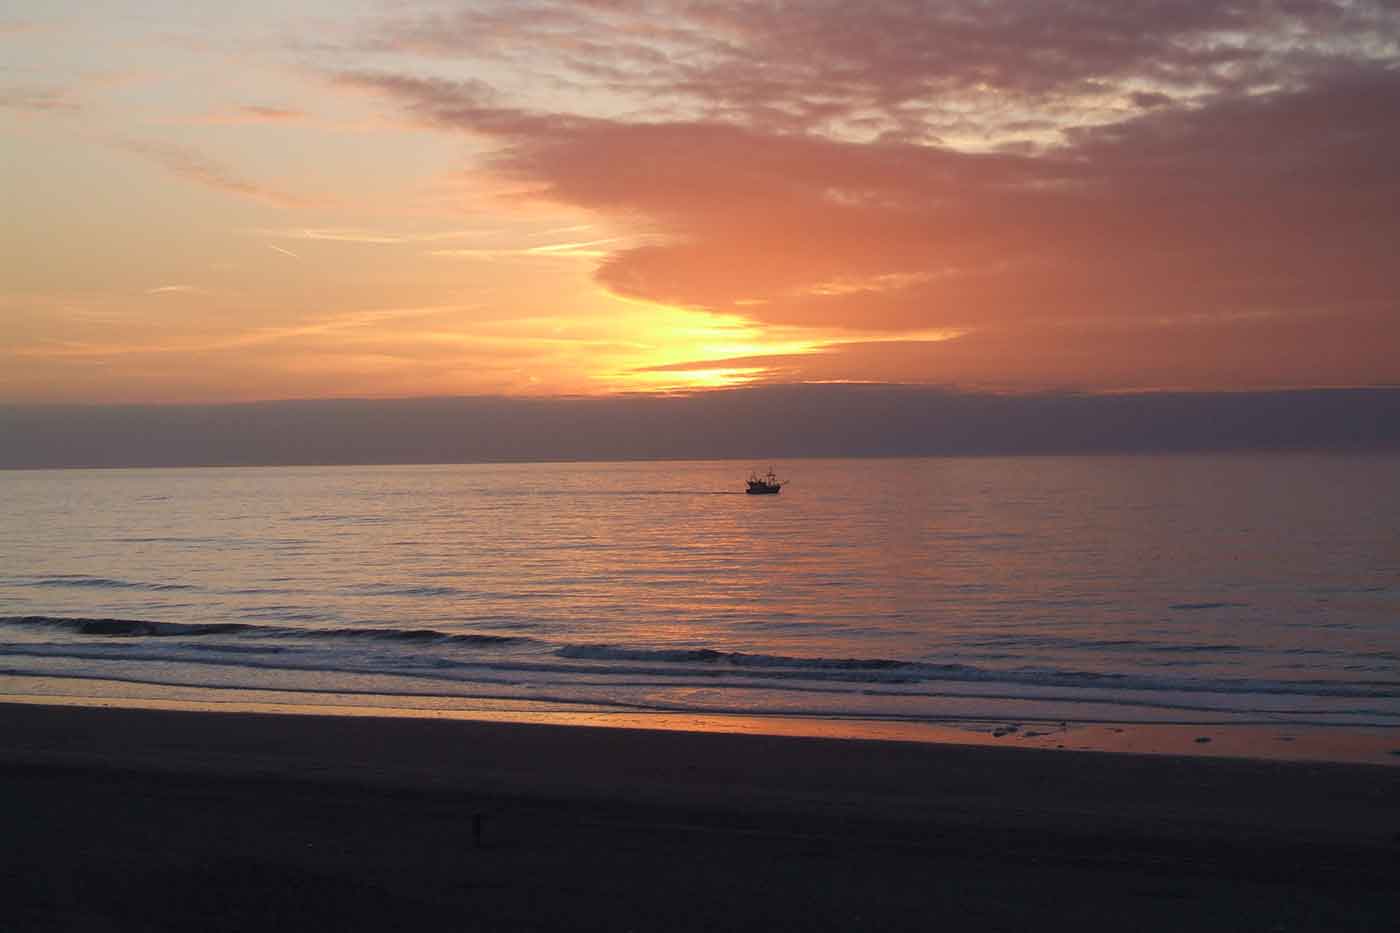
top-left (745, 485), bottom-right (781, 495)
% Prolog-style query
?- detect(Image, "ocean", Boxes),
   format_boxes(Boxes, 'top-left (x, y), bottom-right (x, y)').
top-left (2, 456), bottom-right (1397, 758)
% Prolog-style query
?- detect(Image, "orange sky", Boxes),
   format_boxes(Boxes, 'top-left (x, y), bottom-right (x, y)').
top-left (3, 2), bottom-right (1398, 403)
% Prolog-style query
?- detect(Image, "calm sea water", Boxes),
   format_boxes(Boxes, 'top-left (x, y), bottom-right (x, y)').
top-left (2, 457), bottom-right (1397, 739)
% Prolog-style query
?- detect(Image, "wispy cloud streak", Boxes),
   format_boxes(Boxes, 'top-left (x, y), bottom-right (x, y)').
top-left (15, 304), bottom-right (472, 360)
top-left (0, 85), bottom-right (80, 113)
top-left (115, 138), bottom-right (319, 208)
top-left (146, 285), bottom-right (209, 295)
top-left (185, 105), bottom-right (309, 125)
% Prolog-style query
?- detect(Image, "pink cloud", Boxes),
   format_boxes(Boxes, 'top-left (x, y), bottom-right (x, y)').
top-left (334, 2), bottom-right (1400, 389)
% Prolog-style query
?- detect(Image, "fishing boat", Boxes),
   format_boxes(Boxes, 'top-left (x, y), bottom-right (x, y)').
top-left (745, 468), bottom-right (785, 495)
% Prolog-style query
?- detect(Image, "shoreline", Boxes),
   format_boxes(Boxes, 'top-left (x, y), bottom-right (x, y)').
top-left (6, 701), bottom-right (1399, 930)
top-left (5, 674), bottom-right (1400, 767)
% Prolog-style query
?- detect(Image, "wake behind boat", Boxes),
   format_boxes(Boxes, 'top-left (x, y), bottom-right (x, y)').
top-left (746, 468), bottom-right (785, 495)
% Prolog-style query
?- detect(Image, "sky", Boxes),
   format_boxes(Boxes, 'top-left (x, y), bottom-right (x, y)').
top-left (3, 1), bottom-right (1399, 405)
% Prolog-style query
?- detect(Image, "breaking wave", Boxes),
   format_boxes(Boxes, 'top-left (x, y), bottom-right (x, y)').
top-left (3, 616), bottom-right (1397, 714)
top-left (0, 615), bottom-right (527, 646)
top-left (557, 643), bottom-right (910, 671)
top-left (12, 576), bottom-right (197, 592)
top-left (1169, 601), bottom-right (1249, 611)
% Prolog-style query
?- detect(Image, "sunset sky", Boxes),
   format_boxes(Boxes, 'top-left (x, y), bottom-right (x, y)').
top-left (4, 1), bottom-right (1398, 404)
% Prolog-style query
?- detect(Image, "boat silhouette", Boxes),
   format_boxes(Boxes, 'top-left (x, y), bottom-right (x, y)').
top-left (745, 468), bottom-right (785, 495)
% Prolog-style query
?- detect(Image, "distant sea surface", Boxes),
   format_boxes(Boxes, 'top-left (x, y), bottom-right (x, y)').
top-left (2, 457), bottom-right (1397, 755)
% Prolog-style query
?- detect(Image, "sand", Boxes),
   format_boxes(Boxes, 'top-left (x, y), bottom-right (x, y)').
top-left (3, 702), bottom-right (1398, 931)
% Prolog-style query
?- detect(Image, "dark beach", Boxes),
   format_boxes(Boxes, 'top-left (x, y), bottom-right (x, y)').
top-left (3, 702), bottom-right (1398, 931)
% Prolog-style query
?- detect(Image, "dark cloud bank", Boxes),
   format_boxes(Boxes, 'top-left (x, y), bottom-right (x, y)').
top-left (3, 386), bottom-right (1397, 469)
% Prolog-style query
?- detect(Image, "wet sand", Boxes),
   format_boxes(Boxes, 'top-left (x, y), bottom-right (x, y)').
top-left (3, 702), bottom-right (1398, 931)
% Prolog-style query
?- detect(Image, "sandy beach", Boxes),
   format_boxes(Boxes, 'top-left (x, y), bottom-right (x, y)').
top-left (3, 702), bottom-right (1397, 931)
